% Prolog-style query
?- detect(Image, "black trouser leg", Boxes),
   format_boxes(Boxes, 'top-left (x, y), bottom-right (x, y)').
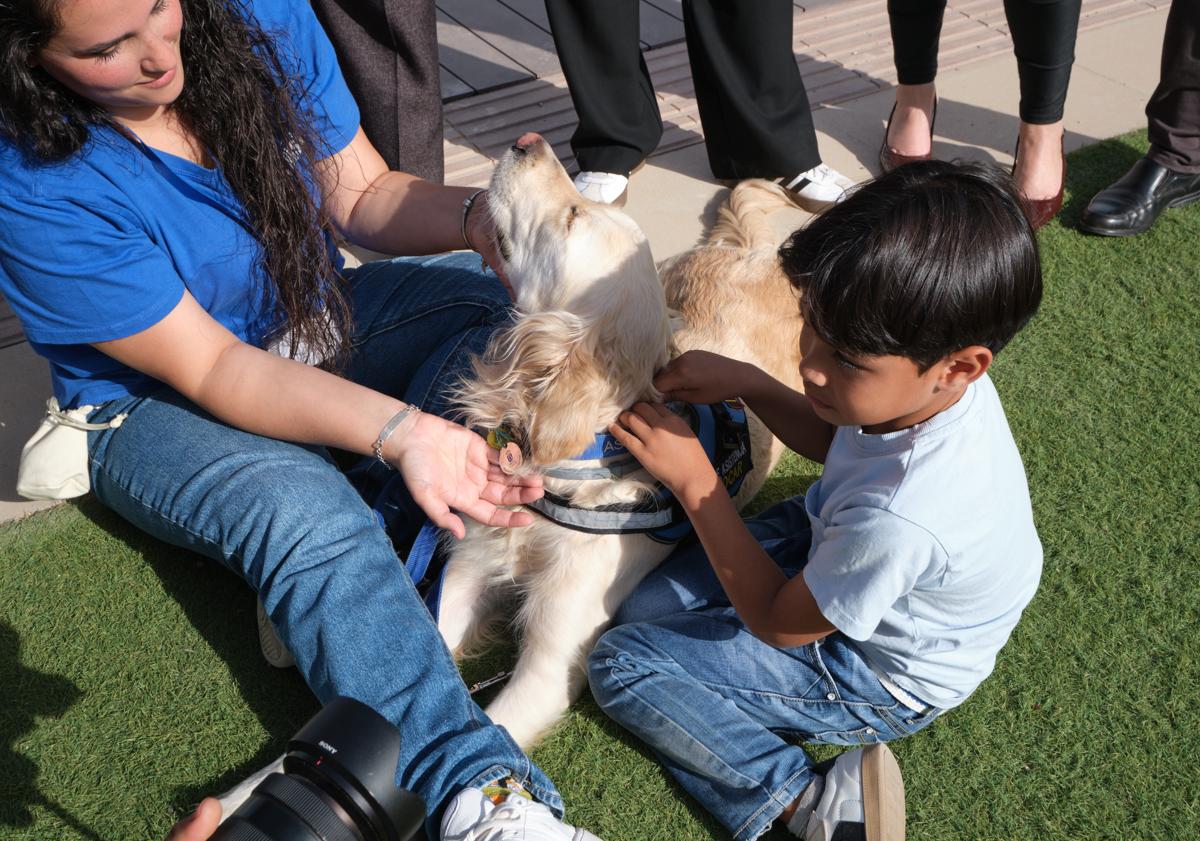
top-left (311, 0), bottom-right (444, 182)
top-left (887, 0), bottom-right (946, 85)
top-left (544, 0), bottom-right (662, 175)
top-left (1147, 0), bottom-right (1200, 173)
top-left (682, 0), bottom-right (820, 179)
top-left (1004, 0), bottom-right (1082, 124)
top-left (888, 0), bottom-right (1080, 123)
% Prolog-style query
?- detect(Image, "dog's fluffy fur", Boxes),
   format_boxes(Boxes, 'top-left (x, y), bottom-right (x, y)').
top-left (439, 138), bottom-right (804, 748)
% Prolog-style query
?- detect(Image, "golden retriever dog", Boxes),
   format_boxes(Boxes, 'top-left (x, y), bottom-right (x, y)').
top-left (438, 133), bottom-right (805, 748)
top-left (216, 140), bottom-right (807, 816)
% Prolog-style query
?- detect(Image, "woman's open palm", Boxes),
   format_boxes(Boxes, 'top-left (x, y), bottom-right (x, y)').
top-left (392, 412), bottom-right (542, 538)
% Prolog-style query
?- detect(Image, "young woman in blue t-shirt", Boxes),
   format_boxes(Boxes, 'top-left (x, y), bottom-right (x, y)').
top-left (0, 2), bottom-right (602, 839)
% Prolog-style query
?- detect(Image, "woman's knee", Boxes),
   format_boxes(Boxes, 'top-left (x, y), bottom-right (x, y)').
top-left (244, 469), bottom-right (396, 583)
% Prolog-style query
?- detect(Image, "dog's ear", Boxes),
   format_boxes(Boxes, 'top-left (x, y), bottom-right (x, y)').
top-left (527, 340), bottom-right (609, 465)
top-left (450, 312), bottom-right (577, 438)
top-left (458, 311), bottom-right (609, 466)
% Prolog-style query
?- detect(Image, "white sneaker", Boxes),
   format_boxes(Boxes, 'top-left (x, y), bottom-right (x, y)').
top-left (780, 163), bottom-right (856, 206)
top-left (256, 598), bottom-right (294, 668)
top-left (441, 787), bottom-right (603, 841)
top-left (573, 171), bottom-right (629, 206)
top-left (804, 744), bottom-right (905, 841)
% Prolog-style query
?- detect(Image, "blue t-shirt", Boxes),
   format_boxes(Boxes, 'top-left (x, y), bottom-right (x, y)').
top-left (0, 0), bottom-right (360, 408)
top-left (802, 374), bottom-right (1042, 710)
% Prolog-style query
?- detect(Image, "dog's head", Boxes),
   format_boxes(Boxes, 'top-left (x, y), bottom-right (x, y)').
top-left (487, 134), bottom-right (660, 316)
top-left (458, 134), bottom-right (671, 468)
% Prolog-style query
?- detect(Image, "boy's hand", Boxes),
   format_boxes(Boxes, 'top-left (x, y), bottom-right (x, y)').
top-left (655, 350), bottom-right (758, 404)
top-left (610, 403), bottom-right (719, 506)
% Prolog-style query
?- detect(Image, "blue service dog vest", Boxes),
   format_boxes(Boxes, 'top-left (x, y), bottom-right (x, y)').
top-left (347, 400), bottom-right (753, 619)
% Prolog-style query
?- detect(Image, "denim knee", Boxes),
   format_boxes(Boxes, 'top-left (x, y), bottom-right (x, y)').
top-left (587, 624), bottom-right (658, 712)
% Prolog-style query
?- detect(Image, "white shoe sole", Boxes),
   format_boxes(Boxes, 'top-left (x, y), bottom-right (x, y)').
top-left (256, 598), bottom-right (295, 669)
top-left (861, 743), bottom-right (906, 841)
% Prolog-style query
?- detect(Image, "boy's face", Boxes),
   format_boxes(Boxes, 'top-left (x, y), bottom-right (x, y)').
top-left (798, 322), bottom-right (982, 434)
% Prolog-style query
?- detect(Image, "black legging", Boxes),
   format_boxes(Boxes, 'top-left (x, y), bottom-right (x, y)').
top-left (887, 0), bottom-right (1082, 124)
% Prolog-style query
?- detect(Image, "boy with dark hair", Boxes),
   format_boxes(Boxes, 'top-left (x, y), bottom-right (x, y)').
top-left (592, 161), bottom-right (1044, 841)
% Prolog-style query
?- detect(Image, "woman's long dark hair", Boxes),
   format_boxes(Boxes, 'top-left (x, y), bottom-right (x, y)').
top-left (0, 0), bottom-right (351, 368)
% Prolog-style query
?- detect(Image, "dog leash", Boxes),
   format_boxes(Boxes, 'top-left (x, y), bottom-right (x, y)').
top-left (468, 670), bottom-right (511, 695)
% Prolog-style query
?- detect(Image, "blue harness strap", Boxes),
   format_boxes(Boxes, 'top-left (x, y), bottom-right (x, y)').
top-left (526, 400), bottom-right (753, 543)
top-left (345, 457), bottom-right (446, 618)
top-left (406, 520), bottom-right (446, 620)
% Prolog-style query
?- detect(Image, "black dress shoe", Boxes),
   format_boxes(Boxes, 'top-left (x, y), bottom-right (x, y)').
top-left (1080, 156), bottom-right (1200, 236)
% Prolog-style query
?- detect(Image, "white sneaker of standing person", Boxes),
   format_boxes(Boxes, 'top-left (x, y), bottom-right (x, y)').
top-left (573, 171), bottom-right (629, 206)
top-left (779, 163), bottom-right (856, 206)
top-left (791, 744), bottom-right (906, 841)
top-left (441, 785), bottom-right (603, 841)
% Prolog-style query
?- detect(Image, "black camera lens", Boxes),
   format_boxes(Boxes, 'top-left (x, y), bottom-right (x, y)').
top-left (211, 697), bottom-right (425, 841)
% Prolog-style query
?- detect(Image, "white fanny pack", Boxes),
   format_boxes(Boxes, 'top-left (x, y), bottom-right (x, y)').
top-left (16, 398), bottom-right (128, 501)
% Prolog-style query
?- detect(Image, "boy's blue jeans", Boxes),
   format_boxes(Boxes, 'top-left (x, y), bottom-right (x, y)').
top-left (83, 254), bottom-right (561, 834)
top-left (588, 497), bottom-right (941, 841)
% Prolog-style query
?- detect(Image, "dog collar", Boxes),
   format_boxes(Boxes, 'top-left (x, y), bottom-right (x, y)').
top-left (526, 400), bottom-right (753, 542)
top-left (485, 423), bottom-right (642, 480)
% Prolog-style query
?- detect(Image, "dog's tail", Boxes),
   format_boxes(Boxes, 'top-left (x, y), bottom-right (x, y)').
top-left (705, 179), bottom-right (796, 251)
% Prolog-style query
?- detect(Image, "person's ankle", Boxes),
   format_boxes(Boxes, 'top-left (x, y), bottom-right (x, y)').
top-left (1014, 121), bottom-right (1065, 200)
top-left (894, 82), bottom-right (936, 111)
top-left (887, 83), bottom-right (936, 154)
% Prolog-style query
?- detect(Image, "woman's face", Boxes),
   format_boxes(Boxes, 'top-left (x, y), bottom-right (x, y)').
top-left (35, 0), bottom-right (185, 122)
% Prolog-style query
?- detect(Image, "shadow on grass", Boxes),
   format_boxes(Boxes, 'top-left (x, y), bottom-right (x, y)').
top-left (73, 497), bottom-right (318, 816)
top-left (569, 695), bottom-right (729, 840)
top-left (0, 622), bottom-right (104, 839)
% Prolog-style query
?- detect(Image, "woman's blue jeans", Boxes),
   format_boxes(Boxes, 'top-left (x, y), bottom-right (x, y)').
top-left (588, 497), bottom-right (940, 841)
top-left (84, 253), bottom-right (561, 832)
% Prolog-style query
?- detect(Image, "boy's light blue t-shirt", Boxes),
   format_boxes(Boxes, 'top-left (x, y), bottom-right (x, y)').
top-left (0, 0), bottom-right (360, 409)
top-left (802, 374), bottom-right (1042, 710)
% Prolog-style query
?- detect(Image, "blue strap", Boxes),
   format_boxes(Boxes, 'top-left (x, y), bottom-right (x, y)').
top-left (570, 431), bottom-right (630, 461)
top-left (406, 520), bottom-right (445, 619)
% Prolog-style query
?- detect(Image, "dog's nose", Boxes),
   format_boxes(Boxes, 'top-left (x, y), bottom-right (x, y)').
top-left (512, 132), bottom-right (544, 155)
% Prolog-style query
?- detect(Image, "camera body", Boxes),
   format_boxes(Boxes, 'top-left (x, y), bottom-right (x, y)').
top-left (212, 697), bottom-right (425, 841)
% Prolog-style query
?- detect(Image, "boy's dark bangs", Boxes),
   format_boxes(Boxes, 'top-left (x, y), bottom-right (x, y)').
top-left (791, 229), bottom-right (909, 362)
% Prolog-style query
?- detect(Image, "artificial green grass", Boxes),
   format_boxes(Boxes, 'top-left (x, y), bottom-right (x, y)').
top-left (2, 128), bottom-right (1198, 840)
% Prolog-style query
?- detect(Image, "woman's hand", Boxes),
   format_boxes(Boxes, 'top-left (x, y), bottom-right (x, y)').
top-left (463, 191), bottom-right (515, 298)
top-left (654, 350), bottom-right (759, 404)
top-left (609, 403), bottom-right (719, 507)
top-left (389, 411), bottom-right (543, 539)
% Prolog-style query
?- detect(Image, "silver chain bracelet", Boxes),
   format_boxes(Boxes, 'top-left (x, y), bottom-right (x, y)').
top-left (372, 404), bottom-right (419, 466)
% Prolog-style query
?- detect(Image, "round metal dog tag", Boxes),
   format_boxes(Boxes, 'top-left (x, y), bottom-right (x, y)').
top-left (499, 442), bottom-right (523, 475)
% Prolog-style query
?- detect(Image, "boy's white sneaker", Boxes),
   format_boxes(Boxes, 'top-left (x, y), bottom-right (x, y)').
top-left (780, 164), bottom-right (856, 206)
top-left (804, 744), bottom-right (906, 841)
top-left (573, 171), bottom-right (629, 206)
top-left (441, 787), bottom-right (603, 841)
